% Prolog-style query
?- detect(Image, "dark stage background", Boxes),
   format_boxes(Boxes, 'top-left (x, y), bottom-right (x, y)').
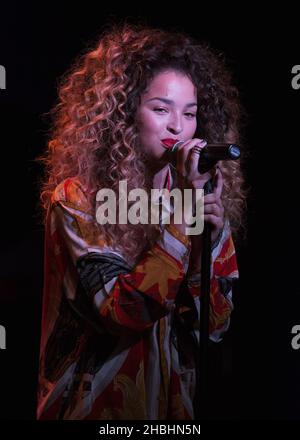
top-left (0, 3), bottom-right (299, 421)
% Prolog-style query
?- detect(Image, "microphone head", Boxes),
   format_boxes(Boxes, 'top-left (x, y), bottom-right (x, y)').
top-left (172, 140), bottom-right (184, 152)
top-left (228, 144), bottom-right (241, 159)
top-left (165, 140), bottom-right (183, 167)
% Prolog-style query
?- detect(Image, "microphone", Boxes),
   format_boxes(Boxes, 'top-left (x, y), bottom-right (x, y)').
top-left (166, 140), bottom-right (241, 173)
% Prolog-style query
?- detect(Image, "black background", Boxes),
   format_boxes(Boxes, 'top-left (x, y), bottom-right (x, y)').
top-left (0, 3), bottom-right (299, 421)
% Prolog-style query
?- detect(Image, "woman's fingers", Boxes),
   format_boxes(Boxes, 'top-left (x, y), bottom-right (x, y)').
top-left (176, 138), bottom-right (207, 182)
top-left (204, 194), bottom-right (224, 213)
top-left (204, 202), bottom-right (222, 217)
top-left (204, 214), bottom-right (224, 229)
top-left (204, 193), bottom-right (221, 204)
top-left (186, 141), bottom-right (207, 178)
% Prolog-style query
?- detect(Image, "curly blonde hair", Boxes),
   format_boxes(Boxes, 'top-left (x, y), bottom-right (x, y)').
top-left (38, 23), bottom-right (248, 263)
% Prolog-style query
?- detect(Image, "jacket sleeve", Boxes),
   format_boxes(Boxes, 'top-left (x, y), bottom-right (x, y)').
top-left (186, 219), bottom-right (239, 342)
top-left (50, 185), bottom-right (191, 334)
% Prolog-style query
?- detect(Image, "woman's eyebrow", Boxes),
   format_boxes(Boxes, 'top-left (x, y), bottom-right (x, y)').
top-left (146, 97), bottom-right (197, 108)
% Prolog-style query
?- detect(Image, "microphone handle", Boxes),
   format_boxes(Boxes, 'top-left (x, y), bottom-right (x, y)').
top-left (200, 143), bottom-right (240, 160)
top-left (169, 142), bottom-right (240, 173)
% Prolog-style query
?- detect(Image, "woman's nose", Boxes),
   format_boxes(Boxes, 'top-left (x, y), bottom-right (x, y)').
top-left (167, 114), bottom-right (183, 134)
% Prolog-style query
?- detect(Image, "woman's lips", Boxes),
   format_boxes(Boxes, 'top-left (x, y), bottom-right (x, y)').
top-left (161, 139), bottom-right (180, 149)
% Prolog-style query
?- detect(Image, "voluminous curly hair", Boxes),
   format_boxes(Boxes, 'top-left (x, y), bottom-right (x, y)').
top-left (38, 23), bottom-right (248, 264)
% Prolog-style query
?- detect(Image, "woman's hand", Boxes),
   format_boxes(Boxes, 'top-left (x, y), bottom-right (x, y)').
top-left (175, 138), bottom-right (212, 189)
top-left (176, 138), bottom-right (224, 238)
top-left (172, 138), bottom-right (225, 243)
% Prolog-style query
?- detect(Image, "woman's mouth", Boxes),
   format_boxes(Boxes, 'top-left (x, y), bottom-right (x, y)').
top-left (161, 139), bottom-right (180, 149)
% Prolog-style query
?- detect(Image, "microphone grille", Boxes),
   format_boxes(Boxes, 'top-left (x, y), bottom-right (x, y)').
top-left (172, 140), bottom-right (184, 151)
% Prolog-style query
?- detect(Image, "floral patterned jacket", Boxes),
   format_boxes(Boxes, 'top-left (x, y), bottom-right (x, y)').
top-left (37, 167), bottom-right (238, 420)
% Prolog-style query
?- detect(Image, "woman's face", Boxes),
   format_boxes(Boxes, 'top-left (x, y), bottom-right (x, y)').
top-left (136, 70), bottom-right (198, 168)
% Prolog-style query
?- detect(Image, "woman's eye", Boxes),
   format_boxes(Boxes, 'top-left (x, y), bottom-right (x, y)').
top-left (154, 108), bottom-right (168, 113)
top-left (153, 108), bottom-right (196, 118)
